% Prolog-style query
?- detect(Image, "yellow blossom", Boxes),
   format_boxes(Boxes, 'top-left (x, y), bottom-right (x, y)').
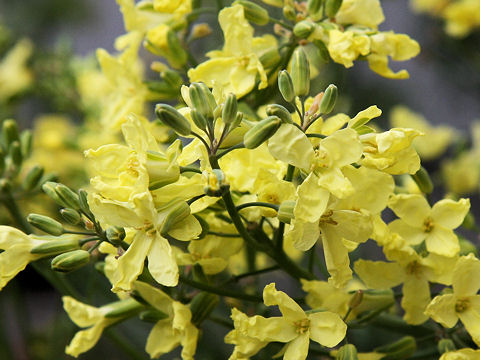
top-left (0, 39), bottom-right (33, 101)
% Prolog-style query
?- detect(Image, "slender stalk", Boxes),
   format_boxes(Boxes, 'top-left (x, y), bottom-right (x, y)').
top-left (180, 166), bottom-right (202, 174)
top-left (269, 17), bottom-right (293, 30)
top-left (216, 143), bottom-right (245, 159)
top-left (236, 202), bottom-right (279, 212)
top-left (208, 315), bottom-right (234, 329)
top-left (207, 231), bottom-right (241, 238)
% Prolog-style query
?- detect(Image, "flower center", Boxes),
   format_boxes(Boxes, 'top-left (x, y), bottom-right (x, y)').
top-left (406, 261), bottom-right (422, 276)
top-left (293, 318), bottom-right (310, 334)
top-left (422, 217), bottom-right (434, 233)
top-left (455, 298), bottom-right (470, 313)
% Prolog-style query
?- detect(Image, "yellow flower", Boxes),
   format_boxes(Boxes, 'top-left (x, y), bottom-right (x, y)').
top-left (335, 0), bottom-right (385, 29)
top-left (0, 38), bottom-right (33, 101)
top-left (388, 194), bottom-right (470, 257)
top-left (230, 283), bottom-right (347, 360)
top-left (440, 348), bottom-right (480, 360)
top-left (442, 152), bottom-right (480, 195)
top-left (134, 281), bottom-right (199, 360)
top-left (425, 254), bottom-right (480, 345)
top-left (327, 30), bottom-right (371, 68)
top-left (188, 5), bottom-right (270, 97)
top-left (390, 106), bottom-right (456, 161)
top-left (153, 0), bottom-right (192, 18)
top-left (443, 0), bottom-right (480, 38)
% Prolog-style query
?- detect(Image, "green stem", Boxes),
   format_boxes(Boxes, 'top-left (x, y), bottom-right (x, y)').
top-left (222, 265), bottom-right (280, 285)
top-left (306, 133), bottom-right (327, 139)
top-left (216, 143), bottom-right (245, 159)
top-left (208, 315), bottom-right (234, 329)
top-left (1, 189), bottom-right (33, 233)
top-left (180, 166), bottom-right (202, 174)
top-left (207, 231), bottom-right (241, 238)
top-left (269, 17), bottom-right (293, 30)
top-left (236, 202), bottom-right (279, 212)
top-left (179, 275), bottom-right (263, 302)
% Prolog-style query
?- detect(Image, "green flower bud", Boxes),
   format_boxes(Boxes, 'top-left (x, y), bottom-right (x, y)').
top-left (155, 104), bottom-right (192, 136)
top-left (104, 298), bottom-right (144, 319)
top-left (278, 200), bottom-right (296, 224)
top-left (278, 70), bottom-right (295, 103)
top-left (213, 104), bottom-right (224, 120)
top-left (203, 169), bottom-right (229, 197)
top-left (266, 104), bottom-right (293, 124)
top-left (166, 29), bottom-right (187, 68)
top-left (198, 82), bottom-right (217, 114)
top-left (20, 130), bottom-right (32, 158)
top-left (27, 213), bottom-right (64, 236)
top-left (106, 226), bottom-right (126, 245)
top-left (78, 189), bottom-right (92, 217)
top-left (438, 339), bottom-right (455, 354)
top-left (319, 84), bottom-right (338, 115)
top-left (313, 40), bottom-right (331, 63)
top-left (259, 48), bottom-right (281, 69)
top-left (293, 20), bottom-right (317, 39)
top-left (375, 336), bottom-right (416, 360)
top-left (291, 47), bottom-right (310, 97)
top-left (190, 292), bottom-right (219, 326)
top-left (160, 199), bottom-right (191, 236)
top-left (95, 261), bottom-right (105, 274)
top-left (60, 208), bottom-right (81, 225)
top-left (2, 119), bottom-right (19, 148)
top-left (30, 237), bottom-right (80, 255)
top-left (222, 93), bottom-right (238, 126)
top-left (307, 0), bottom-right (323, 14)
top-left (348, 290), bottom-right (364, 309)
top-left (325, 0), bottom-right (343, 18)
top-left (23, 165), bottom-right (44, 191)
top-left (55, 183), bottom-right (81, 210)
top-left (336, 344), bottom-right (358, 360)
top-left (283, 4), bottom-right (296, 22)
top-left (411, 166), bottom-right (433, 194)
top-left (189, 82), bottom-right (215, 118)
top-left (146, 150), bottom-right (180, 190)
top-left (244, 116), bottom-right (281, 149)
top-left (139, 309), bottom-right (169, 323)
top-left (232, 112), bottom-right (244, 128)
top-left (233, 0), bottom-right (269, 25)
top-left (191, 109), bottom-right (208, 132)
top-left (51, 250), bottom-right (90, 272)
top-left (161, 69), bottom-right (183, 89)
top-left (9, 140), bottom-right (23, 169)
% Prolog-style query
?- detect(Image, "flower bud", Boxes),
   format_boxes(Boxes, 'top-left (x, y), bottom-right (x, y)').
top-left (233, 0), bottom-right (269, 25)
top-left (375, 336), bottom-right (416, 359)
top-left (55, 183), bottom-right (81, 210)
top-left (222, 93), bottom-right (238, 126)
top-left (348, 290), bottom-right (364, 309)
top-left (203, 169), bottom-right (229, 197)
top-left (27, 213), bottom-right (64, 236)
top-left (232, 112), bottom-right (244, 128)
top-left (259, 48), bottom-right (281, 69)
top-left (437, 339), bottom-right (455, 354)
top-left (325, 0), bottom-right (343, 18)
top-left (319, 84), bottom-right (338, 115)
top-left (278, 200), bottom-right (296, 224)
top-left (411, 166), bottom-right (433, 194)
top-left (2, 119), bottom-right (19, 148)
top-left (313, 40), bottom-right (331, 63)
top-left (266, 104), bottom-right (293, 124)
top-left (283, 4), bottom-right (296, 22)
top-left (42, 182), bottom-right (68, 207)
top-left (139, 309), bottom-right (169, 323)
top-left (166, 29), bottom-right (187, 68)
top-left (23, 165), bottom-right (44, 191)
top-left (244, 116), bottom-right (282, 149)
top-left (51, 250), bottom-right (90, 272)
top-left (104, 298), bottom-right (144, 319)
top-left (190, 292), bottom-right (219, 326)
top-left (60, 208), bottom-right (81, 225)
top-left (155, 104), bottom-right (191, 136)
top-left (307, 0), bottom-right (323, 14)
top-left (78, 189), bottom-right (93, 217)
top-left (106, 226), bottom-right (126, 245)
top-left (146, 150), bottom-right (180, 190)
top-left (30, 237), bottom-right (80, 255)
top-left (9, 140), bottom-right (23, 169)
top-left (278, 70), bottom-right (295, 102)
top-left (336, 344), bottom-right (358, 360)
top-left (293, 20), bottom-right (317, 39)
top-left (160, 199), bottom-right (191, 236)
top-left (189, 82), bottom-right (214, 118)
top-left (20, 130), bottom-right (33, 158)
top-left (291, 47), bottom-right (310, 97)
top-left (191, 109), bottom-right (208, 132)
top-left (161, 69), bottom-right (183, 89)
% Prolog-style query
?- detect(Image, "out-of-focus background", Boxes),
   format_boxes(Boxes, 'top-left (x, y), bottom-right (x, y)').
top-left (0, 0), bottom-right (478, 359)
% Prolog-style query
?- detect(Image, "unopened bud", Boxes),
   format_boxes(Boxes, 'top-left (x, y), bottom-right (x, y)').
top-left (375, 336), bottom-right (416, 359)
top-left (155, 104), bottom-right (191, 136)
top-left (313, 40), bottom-right (330, 63)
top-left (23, 165), bottom-right (44, 191)
top-left (9, 140), bottom-right (22, 168)
top-left (325, 0), bottom-right (343, 18)
top-left (30, 237), bottom-right (80, 255)
top-left (291, 47), bottom-right (310, 97)
top-left (139, 309), bottom-right (169, 323)
top-left (161, 69), bottom-right (183, 89)
top-left (223, 93), bottom-right (238, 125)
top-left (104, 298), bottom-right (144, 318)
top-left (283, 5), bottom-right (296, 22)
top-left (55, 183), bottom-right (81, 210)
top-left (191, 23), bottom-right (212, 39)
top-left (42, 182), bottom-right (67, 207)
top-left (278, 70), bottom-right (295, 102)
top-left (166, 29), bottom-right (187, 68)
top-left (160, 199), bottom-right (191, 236)
top-left (78, 189), bottom-right (92, 217)
top-left (411, 166), bottom-right (433, 194)
top-left (27, 213), bottom-right (64, 236)
top-left (106, 226), bottom-right (126, 245)
top-left (293, 20), bottom-right (317, 39)
top-left (266, 104), bottom-right (293, 124)
top-left (203, 169), bottom-right (229, 197)
top-left (232, 112), bottom-right (244, 128)
top-left (20, 130), bottom-right (32, 158)
top-left (244, 116), bottom-right (281, 149)
top-left (438, 339), bottom-right (455, 354)
top-left (233, 0), bottom-right (269, 25)
top-left (190, 292), bottom-right (219, 326)
top-left (319, 84), bottom-right (338, 115)
top-left (146, 150), bottom-right (180, 190)
top-left (336, 344), bottom-right (358, 360)
top-left (60, 208), bottom-right (81, 225)
top-left (259, 48), bottom-right (281, 68)
top-left (51, 250), bottom-right (90, 272)
top-left (191, 109), bottom-right (208, 132)
top-left (307, 0), bottom-right (323, 14)
top-left (2, 119), bottom-right (19, 148)
top-left (278, 200), bottom-right (296, 224)
top-left (348, 290), bottom-right (364, 309)
top-left (189, 82), bottom-right (215, 118)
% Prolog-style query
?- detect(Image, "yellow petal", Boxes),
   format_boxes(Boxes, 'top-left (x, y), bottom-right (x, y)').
top-left (402, 276), bottom-right (430, 325)
top-left (354, 260), bottom-right (405, 289)
top-left (242, 315), bottom-right (298, 342)
top-left (322, 229), bottom-right (352, 288)
top-left (431, 198), bottom-right (470, 230)
top-left (388, 194), bottom-right (430, 228)
top-left (458, 297), bottom-right (480, 346)
top-left (284, 333), bottom-right (309, 360)
top-left (65, 320), bottom-right (112, 358)
top-left (424, 294), bottom-right (458, 328)
top-left (388, 219), bottom-right (425, 246)
top-left (145, 319), bottom-right (181, 358)
top-left (309, 311), bottom-right (347, 347)
top-left (134, 281), bottom-right (173, 315)
top-left (452, 254), bottom-right (480, 297)
top-left (286, 220), bottom-right (320, 252)
top-left (294, 173), bottom-right (329, 223)
top-left (263, 283), bottom-right (305, 321)
top-left (147, 234), bottom-right (179, 287)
